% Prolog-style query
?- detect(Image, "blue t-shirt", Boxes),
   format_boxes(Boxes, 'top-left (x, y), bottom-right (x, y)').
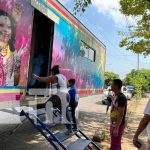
top-left (68, 86), bottom-right (78, 105)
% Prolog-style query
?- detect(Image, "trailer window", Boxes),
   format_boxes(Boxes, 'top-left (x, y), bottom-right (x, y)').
top-left (80, 41), bottom-right (96, 62)
top-left (80, 43), bottom-right (89, 58)
top-left (89, 49), bottom-right (95, 61)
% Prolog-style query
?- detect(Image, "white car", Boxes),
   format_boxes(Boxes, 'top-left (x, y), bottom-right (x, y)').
top-left (122, 86), bottom-right (132, 100)
top-left (103, 86), bottom-right (132, 100)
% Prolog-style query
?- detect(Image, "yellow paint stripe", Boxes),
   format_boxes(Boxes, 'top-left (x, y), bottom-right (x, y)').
top-left (0, 90), bottom-right (25, 93)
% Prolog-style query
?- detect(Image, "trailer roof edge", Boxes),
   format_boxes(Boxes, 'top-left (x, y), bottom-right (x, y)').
top-left (55, 0), bottom-right (106, 48)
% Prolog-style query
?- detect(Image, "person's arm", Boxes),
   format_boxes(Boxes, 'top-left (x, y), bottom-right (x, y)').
top-left (134, 114), bottom-right (150, 139)
top-left (133, 114), bottom-right (150, 148)
top-left (33, 74), bottom-right (56, 84)
top-left (133, 100), bottom-right (150, 148)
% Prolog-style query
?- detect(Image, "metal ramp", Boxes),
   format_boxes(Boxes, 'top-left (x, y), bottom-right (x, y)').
top-left (20, 109), bottom-right (101, 150)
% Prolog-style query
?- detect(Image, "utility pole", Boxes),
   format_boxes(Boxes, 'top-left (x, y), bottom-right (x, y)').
top-left (137, 53), bottom-right (140, 75)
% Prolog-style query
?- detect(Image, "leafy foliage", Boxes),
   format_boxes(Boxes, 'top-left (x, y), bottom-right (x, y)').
top-left (73, 0), bottom-right (92, 14)
top-left (72, 0), bottom-right (150, 55)
top-left (105, 72), bottom-right (120, 87)
top-left (124, 69), bottom-right (150, 99)
top-left (119, 0), bottom-right (150, 55)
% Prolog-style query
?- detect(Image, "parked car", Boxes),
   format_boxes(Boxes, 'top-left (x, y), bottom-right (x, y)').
top-left (122, 86), bottom-right (132, 100)
top-left (126, 85), bottom-right (135, 96)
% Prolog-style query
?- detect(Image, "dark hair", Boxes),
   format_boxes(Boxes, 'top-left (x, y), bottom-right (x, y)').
top-left (0, 10), bottom-right (16, 52)
top-left (113, 79), bottom-right (122, 89)
top-left (68, 79), bottom-right (76, 85)
top-left (51, 65), bottom-right (60, 74)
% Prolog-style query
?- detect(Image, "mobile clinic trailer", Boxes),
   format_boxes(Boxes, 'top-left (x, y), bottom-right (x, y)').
top-left (0, 0), bottom-right (106, 108)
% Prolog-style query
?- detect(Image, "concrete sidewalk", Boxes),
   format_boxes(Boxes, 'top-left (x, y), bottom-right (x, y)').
top-left (0, 106), bottom-right (34, 134)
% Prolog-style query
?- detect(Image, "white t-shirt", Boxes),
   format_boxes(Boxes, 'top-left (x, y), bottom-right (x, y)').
top-left (108, 91), bottom-right (114, 97)
top-left (51, 74), bottom-right (68, 95)
top-left (144, 99), bottom-right (150, 140)
top-left (56, 74), bottom-right (67, 89)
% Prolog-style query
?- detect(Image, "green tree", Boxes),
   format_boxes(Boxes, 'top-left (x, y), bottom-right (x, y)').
top-left (119, 0), bottom-right (150, 55)
top-left (73, 0), bottom-right (92, 14)
top-left (73, 0), bottom-right (150, 55)
top-left (130, 76), bottom-right (147, 99)
top-left (124, 69), bottom-right (150, 99)
top-left (105, 72), bottom-right (120, 87)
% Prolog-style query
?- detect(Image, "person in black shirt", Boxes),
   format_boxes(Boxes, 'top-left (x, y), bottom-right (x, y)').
top-left (110, 79), bottom-right (127, 150)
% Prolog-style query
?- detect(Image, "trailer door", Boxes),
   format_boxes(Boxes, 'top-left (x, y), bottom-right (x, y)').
top-left (27, 9), bottom-right (54, 90)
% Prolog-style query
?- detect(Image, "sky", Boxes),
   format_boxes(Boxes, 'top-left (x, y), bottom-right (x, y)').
top-left (58, 0), bottom-right (150, 79)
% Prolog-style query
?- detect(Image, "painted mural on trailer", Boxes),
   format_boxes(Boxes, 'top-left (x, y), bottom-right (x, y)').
top-left (53, 23), bottom-right (105, 94)
top-left (46, 0), bottom-right (106, 94)
top-left (0, 0), bottom-right (105, 102)
top-left (0, 0), bottom-right (33, 101)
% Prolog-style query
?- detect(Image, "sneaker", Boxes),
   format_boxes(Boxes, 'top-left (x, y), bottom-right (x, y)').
top-left (72, 127), bottom-right (78, 131)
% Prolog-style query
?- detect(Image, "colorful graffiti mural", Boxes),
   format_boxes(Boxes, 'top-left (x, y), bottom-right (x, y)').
top-left (0, 0), bottom-right (105, 103)
top-left (30, 0), bottom-right (105, 95)
top-left (53, 22), bottom-right (104, 94)
top-left (0, 0), bottom-right (33, 101)
top-left (45, 0), bottom-right (106, 95)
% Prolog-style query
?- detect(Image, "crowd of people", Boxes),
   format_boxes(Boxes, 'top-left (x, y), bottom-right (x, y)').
top-left (33, 65), bottom-right (79, 135)
top-left (33, 65), bottom-right (150, 150)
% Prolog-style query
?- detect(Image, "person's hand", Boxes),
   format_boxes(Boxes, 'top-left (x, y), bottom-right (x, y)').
top-left (33, 74), bottom-right (39, 80)
top-left (108, 95), bottom-right (114, 100)
top-left (133, 137), bottom-right (142, 149)
top-left (113, 127), bottom-right (119, 136)
top-left (12, 3), bottom-right (23, 23)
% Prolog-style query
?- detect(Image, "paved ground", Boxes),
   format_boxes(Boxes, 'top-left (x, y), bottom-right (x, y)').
top-left (0, 94), bottom-right (149, 150)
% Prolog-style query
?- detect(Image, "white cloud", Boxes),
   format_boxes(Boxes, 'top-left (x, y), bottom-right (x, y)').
top-left (92, 0), bottom-right (135, 27)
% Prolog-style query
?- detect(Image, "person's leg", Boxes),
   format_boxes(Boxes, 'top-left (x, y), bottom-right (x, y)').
top-left (45, 95), bottom-right (61, 111)
top-left (64, 106), bottom-right (73, 135)
top-left (119, 124), bottom-right (126, 149)
top-left (71, 106), bottom-right (77, 129)
top-left (110, 125), bottom-right (120, 150)
top-left (44, 95), bottom-right (62, 124)
top-left (110, 124), bottom-right (125, 150)
top-left (72, 102), bottom-right (78, 129)
top-left (148, 145), bottom-right (150, 150)
top-left (106, 98), bottom-right (111, 114)
top-left (106, 105), bottom-right (109, 114)
top-left (148, 140), bottom-right (150, 150)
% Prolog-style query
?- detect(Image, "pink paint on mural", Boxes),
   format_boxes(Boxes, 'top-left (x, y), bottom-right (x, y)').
top-left (52, 39), bottom-right (64, 66)
top-left (0, 0), bottom-right (33, 87)
top-left (0, 92), bottom-right (22, 101)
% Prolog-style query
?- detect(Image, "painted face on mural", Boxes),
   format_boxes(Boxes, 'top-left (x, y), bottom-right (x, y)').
top-left (0, 15), bottom-right (11, 46)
